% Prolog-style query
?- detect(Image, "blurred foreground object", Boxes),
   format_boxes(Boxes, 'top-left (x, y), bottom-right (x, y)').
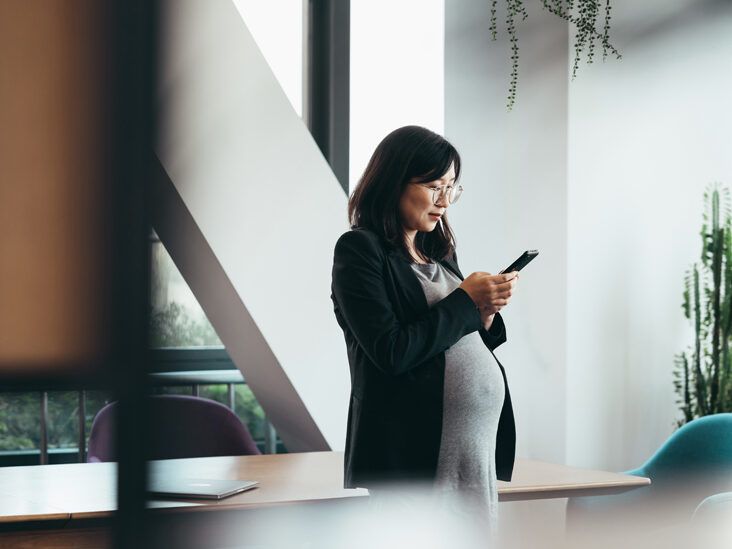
top-left (147, 485), bottom-right (490, 549)
top-left (0, 0), bottom-right (114, 378)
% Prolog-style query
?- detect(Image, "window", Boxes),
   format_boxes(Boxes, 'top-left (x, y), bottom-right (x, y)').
top-left (150, 234), bottom-right (222, 348)
top-left (234, 0), bottom-right (304, 117)
top-left (350, 0), bottom-right (445, 191)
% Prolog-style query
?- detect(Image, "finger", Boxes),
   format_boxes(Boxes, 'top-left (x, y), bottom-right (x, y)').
top-left (490, 275), bottom-right (515, 287)
top-left (491, 287), bottom-right (513, 298)
top-left (491, 280), bottom-right (514, 292)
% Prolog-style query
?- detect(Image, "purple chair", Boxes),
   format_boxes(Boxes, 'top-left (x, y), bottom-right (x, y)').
top-left (87, 394), bottom-right (261, 462)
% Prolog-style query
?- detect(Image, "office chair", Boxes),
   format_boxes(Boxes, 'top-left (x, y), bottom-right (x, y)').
top-left (566, 413), bottom-right (732, 536)
top-left (87, 394), bottom-right (261, 462)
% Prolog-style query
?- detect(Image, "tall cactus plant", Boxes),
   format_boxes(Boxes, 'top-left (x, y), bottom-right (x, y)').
top-left (674, 184), bottom-right (732, 425)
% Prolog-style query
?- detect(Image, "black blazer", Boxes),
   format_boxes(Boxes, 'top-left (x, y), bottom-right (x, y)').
top-left (331, 227), bottom-right (516, 489)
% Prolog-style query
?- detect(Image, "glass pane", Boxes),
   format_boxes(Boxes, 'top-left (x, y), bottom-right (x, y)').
top-left (84, 391), bottom-right (113, 445)
top-left (150, 238), bottom-right (222, 348)
top-left (0, 393), bottom-right (39, 451)
top-left (233, 0), bottom-right (303, 117)
top-left (47, 391), bottom-right (78, 450)
top-left (198, 384), bottom-right (228, 406)
top-left (235, 384), bottom-right (266, 443)
top-left (158, 386), bottom-right (195, 396)
top-left (350, 0), bottom-right (445, 190)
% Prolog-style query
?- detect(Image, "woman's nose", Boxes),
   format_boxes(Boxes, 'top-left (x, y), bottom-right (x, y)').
top-left (435, 192), bottom-right (449, 208)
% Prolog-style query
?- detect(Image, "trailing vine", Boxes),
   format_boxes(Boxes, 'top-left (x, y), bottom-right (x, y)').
top-left (490, 0), bottom-right (498, 40)
top-left (492, 0), bottom-right (622, 109)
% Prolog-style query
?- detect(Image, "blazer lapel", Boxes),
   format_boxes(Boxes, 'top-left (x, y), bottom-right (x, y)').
top-left (440, 256), bottom-right (465, 281)
top-left (387, 249), bottom-right (430, 314)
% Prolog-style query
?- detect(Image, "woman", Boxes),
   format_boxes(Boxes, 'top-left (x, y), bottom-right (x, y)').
top-left (331, 125), bottom-right (518, 529)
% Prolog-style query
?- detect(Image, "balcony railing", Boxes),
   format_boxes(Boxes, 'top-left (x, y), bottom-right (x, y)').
top-left (1, 348), bottom-right (281, 466)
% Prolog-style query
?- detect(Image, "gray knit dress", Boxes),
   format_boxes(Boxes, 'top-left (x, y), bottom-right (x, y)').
top-left (410, 261), bottom-right (506, 532)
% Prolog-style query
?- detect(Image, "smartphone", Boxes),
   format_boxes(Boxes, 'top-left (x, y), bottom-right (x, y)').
top-left (499, 250), bottom-right (539, 274)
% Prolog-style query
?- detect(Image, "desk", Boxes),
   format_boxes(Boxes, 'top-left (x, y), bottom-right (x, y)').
top-left (0, 451), bottom-right (649, 543)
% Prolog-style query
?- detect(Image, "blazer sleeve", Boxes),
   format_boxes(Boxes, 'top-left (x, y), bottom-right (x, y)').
top-left (479, 312), bottom-right (507, 351)
top-left (332, 230), bottom-right (482, 376)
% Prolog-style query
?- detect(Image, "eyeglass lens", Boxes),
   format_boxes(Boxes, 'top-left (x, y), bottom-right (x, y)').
top-left (433, 186), bottom-right (462, 204)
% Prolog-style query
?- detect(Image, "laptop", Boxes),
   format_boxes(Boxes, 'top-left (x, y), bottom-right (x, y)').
top-left (148, 477), bottom-right (259, 500)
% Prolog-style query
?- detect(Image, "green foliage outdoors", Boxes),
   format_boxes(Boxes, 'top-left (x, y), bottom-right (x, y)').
top-left (0, 393), bottom-right (38, 450)
top-left (674, 184), bottom-right (732, 426)
top-left (0, 391), bottom-right (112, 451)
top-left (150, 302), bottom-right (221, 347)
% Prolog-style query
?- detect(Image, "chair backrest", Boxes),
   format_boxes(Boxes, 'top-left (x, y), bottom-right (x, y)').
top-left (627, 413), bottom-right (732, 480)
top-left (87, 394), bottom-right (261, 462)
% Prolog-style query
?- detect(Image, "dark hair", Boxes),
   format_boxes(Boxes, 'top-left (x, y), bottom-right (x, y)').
top-left (348, 125), bottom-right (461, 262)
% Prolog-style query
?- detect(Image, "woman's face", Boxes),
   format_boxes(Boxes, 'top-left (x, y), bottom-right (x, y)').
top-left (398, 163), bottom-right (456, 235)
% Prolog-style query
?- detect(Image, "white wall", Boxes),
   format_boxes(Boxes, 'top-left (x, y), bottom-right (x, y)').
top-left (567, 0), bottom-right (732, 470)
top-left (445, 0), bottom-right (569, 465)
top-left (446, 0), bottom-right (732, 472)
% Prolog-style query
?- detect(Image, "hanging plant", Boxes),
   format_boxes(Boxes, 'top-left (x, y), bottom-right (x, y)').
top-left (674, 184), bottom-right (732, 426)
top-left (490, 0), bottom-right (622, 110)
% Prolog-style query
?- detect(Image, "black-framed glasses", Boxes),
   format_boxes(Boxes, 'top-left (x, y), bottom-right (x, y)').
top-left (418, 183), bottom-right (464, 205)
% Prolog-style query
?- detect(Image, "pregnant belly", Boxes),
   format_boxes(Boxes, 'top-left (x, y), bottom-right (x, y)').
top-left (443, 333), bottom-right (505, 414)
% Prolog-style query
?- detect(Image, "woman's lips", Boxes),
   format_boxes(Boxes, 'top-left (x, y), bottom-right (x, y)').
top-left (429, 213), bottom-right (441, 219)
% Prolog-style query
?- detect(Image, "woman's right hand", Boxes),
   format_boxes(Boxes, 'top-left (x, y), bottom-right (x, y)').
top-left (459, 271), bottom-right (518, 315)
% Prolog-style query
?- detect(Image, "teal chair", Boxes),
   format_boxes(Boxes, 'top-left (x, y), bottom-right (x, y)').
top-left (566, 413), bottom-right (732, 534)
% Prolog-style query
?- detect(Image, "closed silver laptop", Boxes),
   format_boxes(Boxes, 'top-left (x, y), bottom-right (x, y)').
top-left (149, 477), bottom-right (258, 500)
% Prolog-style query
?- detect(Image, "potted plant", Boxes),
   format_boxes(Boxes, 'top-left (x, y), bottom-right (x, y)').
top-left (674, 184), bottom-right (732, 425)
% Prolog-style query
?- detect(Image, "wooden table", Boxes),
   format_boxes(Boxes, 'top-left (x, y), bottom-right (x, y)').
top-left (0, 451), bottom-right (649, 545)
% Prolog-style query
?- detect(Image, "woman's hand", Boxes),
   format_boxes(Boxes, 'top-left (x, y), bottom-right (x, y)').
top-left (459, 271), bottom-right (518, 317)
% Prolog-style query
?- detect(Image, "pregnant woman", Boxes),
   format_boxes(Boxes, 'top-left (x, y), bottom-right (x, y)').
top-left (331, 125), bottom-right (518, 533)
